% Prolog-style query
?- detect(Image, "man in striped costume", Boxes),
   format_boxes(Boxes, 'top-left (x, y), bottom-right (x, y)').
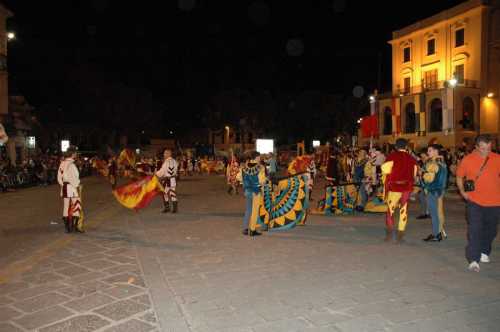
top-left (57, 146), bottom-right (83, 233)
top-left (156, 149), bottom-right (179, 213)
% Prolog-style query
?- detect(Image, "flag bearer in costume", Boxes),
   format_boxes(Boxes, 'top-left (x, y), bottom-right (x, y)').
top-left (156, 149), bottom-right (179, 213)
top-left (226, 153), bottom-right (240, 195)
top-left (381, 139), bottom-right (417, 243)
top-left (108, 156), bottom-right (118, 189)
top-left (306, 157), bottom-right (317, 200)
top-left (242, 152), bottom-right (266, 236)
top-left (421, 144), bottom-right (448, 242)
top-left (57, 146), bottom-right (84, 233)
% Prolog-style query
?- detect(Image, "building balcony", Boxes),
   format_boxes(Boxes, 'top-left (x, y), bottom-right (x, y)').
top-left (377, 79), bottom-right (480, 100)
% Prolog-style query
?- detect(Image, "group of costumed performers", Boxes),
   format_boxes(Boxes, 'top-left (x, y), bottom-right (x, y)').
top-left (111, 148), bottom-right (178, 213)
top-left (241, 151), bottom-right (310, 237)
top-left (57, 146), bottom-right (84, 233)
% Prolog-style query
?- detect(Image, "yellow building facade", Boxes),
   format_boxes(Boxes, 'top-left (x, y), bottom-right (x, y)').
top-left (370, 0), bottom-right (500, 149)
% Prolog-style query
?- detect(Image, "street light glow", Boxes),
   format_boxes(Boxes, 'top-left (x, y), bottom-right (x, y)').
top-left (7, 32), bottom-right (15, 40)
top-left (448, 78), bottom-right (457, 87)
top-left (369, 95), bottom-right (375, 102)
top-left (487, 92), bottom-right (494, 98)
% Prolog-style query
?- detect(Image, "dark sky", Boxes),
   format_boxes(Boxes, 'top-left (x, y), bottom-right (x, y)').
top-left (5, 0), bottom-right (465, 109)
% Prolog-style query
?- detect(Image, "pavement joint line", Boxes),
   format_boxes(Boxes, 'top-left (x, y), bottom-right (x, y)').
top-left (0, 205), bottom-right (121, 284)
top-left (130, 213), bottom-right (193, 332)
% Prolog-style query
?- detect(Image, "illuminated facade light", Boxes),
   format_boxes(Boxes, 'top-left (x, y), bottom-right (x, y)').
top-left (256, 139), bottom-right (274, 154)
top-left (448, 78), bottom-right (457, 87)
top-left (312, 140), bottom-right (320, 147)
top-left (26, 136), bottom-right (36, 149)
top-left (7, 32), bottom-right (15, 40)
top-left (487, 92), bottom-right (494, 98)
top-left (61, 140), bottom-right (70, 152)
top-left (369, 95), bottom-right (375, 102)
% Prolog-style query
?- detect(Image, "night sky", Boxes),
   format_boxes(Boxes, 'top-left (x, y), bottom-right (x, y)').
top-left (4, 0), bottom-right (465, 134)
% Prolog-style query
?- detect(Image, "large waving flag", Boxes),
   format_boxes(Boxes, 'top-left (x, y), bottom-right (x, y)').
top-left (112, 175), bottom-right (164, 210)
top-left (254, 174), bottom-right (309, 232)
top-left (118, 148), bottom-right (136, 168)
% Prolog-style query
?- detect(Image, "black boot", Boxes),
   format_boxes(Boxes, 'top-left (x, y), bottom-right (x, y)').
top-left (384, 229), bottom-right (393, 242)
top-left (162, 201), bottom-right (170, 213)
top-left (172, 201), bottom-right (178, 213)
top-left (63, 217), bottom-right (70, 233)
top-left (249, 230), bottom-right (262, 237)
top-left (73, 217), bottom-right (84, 233)
top-left (67, 217), bottom-right (74, 233)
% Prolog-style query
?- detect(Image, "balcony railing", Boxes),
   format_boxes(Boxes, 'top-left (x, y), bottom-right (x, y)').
top-left (376, 79), bottom-right (480, 99)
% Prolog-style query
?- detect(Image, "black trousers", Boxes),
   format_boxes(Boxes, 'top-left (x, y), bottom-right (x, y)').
top-left (466, 201), bottom-right (500, 263)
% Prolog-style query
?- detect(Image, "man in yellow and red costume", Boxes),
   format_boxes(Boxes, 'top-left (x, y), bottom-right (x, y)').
top-left (381, 138), bottom-right (417, 243)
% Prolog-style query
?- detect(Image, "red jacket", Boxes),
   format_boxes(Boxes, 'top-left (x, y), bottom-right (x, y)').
top-left (385, 150), bottom-right (417, 192)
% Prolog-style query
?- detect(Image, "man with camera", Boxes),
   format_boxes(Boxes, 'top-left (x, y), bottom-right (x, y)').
top-left (456, 135), bottom-right (500, 272)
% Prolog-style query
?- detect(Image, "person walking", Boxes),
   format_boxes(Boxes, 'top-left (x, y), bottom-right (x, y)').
top-left (456, 135), bottom-right (500, 272)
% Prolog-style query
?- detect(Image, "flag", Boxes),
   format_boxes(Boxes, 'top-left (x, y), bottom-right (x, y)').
top-left (118, 148), bottom-right (136, 168)
top-left (361, 115), bottom-right (378, 138)
top-left (92, 158), bottom-right (109, 177)
top-left (288, 155), bottom-right (313, 175)
top-left (253, 174), bottom-right (309, 231)
top-left (112, 175), bottom-right (164, 210)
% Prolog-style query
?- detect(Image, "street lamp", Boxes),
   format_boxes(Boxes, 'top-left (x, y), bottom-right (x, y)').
top-left (7, 32), bottom-right (15, 41)
top-left (369, 95), bottom-right (375, 102)
top-left (487, 92), bottom-right (494, 98)
top-left (448, 78), bottom-right (457, 88)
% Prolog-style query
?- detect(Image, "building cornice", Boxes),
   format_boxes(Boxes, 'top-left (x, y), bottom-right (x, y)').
top-left (388, 0), bottom-right (490, 44)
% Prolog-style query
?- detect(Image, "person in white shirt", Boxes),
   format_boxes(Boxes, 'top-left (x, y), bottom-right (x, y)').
top-left (156, 149), bottom-right (179, 213)
top-left (57, 146), bottom-right (83, 233)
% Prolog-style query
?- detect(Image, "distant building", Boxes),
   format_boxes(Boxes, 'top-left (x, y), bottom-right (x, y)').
top-left (0, 2), bottom-right (11, 118)
top-left (369, 0), bottom-right (500, 149)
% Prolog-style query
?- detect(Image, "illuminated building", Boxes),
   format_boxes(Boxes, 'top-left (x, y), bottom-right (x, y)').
top-left (371, 0), bottom-right (500, 149)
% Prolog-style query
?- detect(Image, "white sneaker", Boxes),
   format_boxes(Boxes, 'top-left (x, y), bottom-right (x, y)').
top-left (441, 229), bottom-right (447, 238)
top-left (468, 261), bottom-right (480, 272)
top-left (480, 253), bottom-right (490, 263)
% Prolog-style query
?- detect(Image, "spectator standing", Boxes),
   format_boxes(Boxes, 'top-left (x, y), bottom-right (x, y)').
top-left (457, 135), bottom-right (500, 272)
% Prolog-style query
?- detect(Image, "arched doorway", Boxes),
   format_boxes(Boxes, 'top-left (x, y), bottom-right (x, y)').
top-left (462, 96), bottom-right (474, 130)
top-left (383, 107), bottom-right (392, 135)
top-left (429, 98), bottom-right (442, 132)
top-left (404, 103), bottom-right (416, 133)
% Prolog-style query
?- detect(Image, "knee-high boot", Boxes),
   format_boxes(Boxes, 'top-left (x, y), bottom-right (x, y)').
top-left (172, 201), bottom-right (178, 213)
top-left (63, 217), bottom-right (70, 233)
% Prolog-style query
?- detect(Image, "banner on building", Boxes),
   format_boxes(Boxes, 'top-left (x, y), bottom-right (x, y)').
top-left (361, 115), bottom-right (379, 138)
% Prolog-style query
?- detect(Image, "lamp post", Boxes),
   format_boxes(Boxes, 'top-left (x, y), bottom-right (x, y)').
top-left (7, 31), bottom-right (15, 41)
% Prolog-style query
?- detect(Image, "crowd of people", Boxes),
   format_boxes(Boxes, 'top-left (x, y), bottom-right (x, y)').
top-left (0, 150), bottom-right (92, 192)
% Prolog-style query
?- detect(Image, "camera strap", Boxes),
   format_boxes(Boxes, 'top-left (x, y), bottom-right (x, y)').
top-left (474, 156), bottom-right (490, 182)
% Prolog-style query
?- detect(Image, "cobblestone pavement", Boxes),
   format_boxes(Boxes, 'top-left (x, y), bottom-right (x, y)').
top-left (0, 175), bottom-right (499, 332)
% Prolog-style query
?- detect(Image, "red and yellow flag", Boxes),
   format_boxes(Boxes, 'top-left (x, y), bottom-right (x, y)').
top-left (288, 155), bottom-right (313, 175)
top-left (118, 148), bottom-right (136, 168)
top-left (112, 175), bottom-right (164, 210)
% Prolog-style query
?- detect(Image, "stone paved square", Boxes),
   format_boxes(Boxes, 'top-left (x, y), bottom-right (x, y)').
top-left (0, 175), bottom-right (499, 331)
